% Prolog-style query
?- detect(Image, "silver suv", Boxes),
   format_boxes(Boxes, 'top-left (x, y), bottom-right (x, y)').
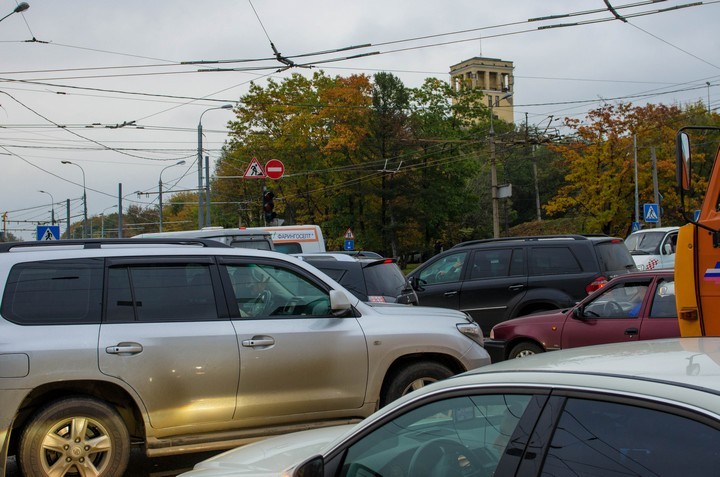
top-left (0, 239), bottom-right (489, 477)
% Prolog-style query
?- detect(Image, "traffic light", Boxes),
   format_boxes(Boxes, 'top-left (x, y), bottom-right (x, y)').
top-left (263, 190), bottom-right (276, 223)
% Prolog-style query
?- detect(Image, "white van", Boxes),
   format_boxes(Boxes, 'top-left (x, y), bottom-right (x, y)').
top-left (624, 226), bottom-right (679, 270)
top-left (133, 227), bottom-right (275, 250)
top-left (250, 225), bottom-right (326, 254)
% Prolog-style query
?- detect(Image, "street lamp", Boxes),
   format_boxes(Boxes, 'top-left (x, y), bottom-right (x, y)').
top-left (158, 160), bottom-right (186, 232)
top-left (489, 91), bottom-right (513, 238)
top-left (38, 190), bottom-right (55, 225)
top-left (0, 2), bottom-right (29, 24)
top-left (101, 205), bottom-right (117, 238)
top-left (61, 160), bottom-right (87, 238)
top-left (198, 104), bottom-right (233, 229)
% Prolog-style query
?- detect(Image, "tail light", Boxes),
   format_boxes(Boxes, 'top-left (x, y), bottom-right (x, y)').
top-left (586, 276), bottom-right (608, 294)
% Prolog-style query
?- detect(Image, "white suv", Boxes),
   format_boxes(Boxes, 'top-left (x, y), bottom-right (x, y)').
top-left (0, 239), bottom-right (489, 477)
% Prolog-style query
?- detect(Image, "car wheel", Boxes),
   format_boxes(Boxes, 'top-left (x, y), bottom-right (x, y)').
top-left (19, 397), bottom-right (130, 477)
top-left (381, 361), bottom-right (454, 407)
top-left (509, 342), bottom-right (544, 359)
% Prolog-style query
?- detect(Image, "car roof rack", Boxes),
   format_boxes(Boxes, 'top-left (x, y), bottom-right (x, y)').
top-left (0, 238), bottom-right (231, 253)
top-left (451, 235), bottom-right (599, 249)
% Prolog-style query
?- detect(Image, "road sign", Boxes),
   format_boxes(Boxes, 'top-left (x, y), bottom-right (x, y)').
top-left (344, 239), bottom-right (355, 251)
top-left (643, 203), bottom-right (660, 223)
top-left (265, 159), bottom-right (285, 180)
top-left (631, 222), bottom-right (641, 232)
top-left (695, 210), bottom-right (701, 222)
top-left (344, 228), bottom-right (354, 240)
top-left (37, 225), bottom-right (60, 241)
top-left (243, 157), bottom-right (265, 179)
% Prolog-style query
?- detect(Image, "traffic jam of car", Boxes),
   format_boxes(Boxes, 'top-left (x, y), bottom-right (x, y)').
top-left (0, 230), bottom-right (694, 477)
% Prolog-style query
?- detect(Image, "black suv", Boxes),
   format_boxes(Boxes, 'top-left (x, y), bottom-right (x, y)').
top-left (407, 235), bottom-right (636, 332)
top-left (297, 253), bottom-right (419, 305)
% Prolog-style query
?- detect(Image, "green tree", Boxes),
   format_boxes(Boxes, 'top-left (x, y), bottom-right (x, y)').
top-left (546, 103), bottom-right (692, 235)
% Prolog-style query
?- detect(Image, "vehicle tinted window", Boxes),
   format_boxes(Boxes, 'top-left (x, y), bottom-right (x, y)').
top-left (530, 247), bottom-right (581, 275)
top-left (541, 398), bottom-right (720, 476)
top-left (470, 248), bottom-right (522, 279)
top-left (1, 258), bottom-right (103, 325)
top-left (595, 241), bottom-right (635, 272)
top-left (274, 243), bottom-right (303, 254)
top-left (650, 278), bottom-right (676, 318)
top-left (364, 262), bottom-right (407, 298)
top-left (341, 394), bottom-right (533, 476)
top-left (225, 263), bottom-right (331, 317)
top-left (106, 263), bottom-right (218, 322)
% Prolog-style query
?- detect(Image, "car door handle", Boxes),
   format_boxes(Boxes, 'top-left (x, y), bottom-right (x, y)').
top-left (625, 328), bottom-right (639, 335)
top-left (443, 291), bottom-right (459, 297)
top-left (242, 338), bottom-right (275, 347)
top-left (105, 342), bottom-right (143, 355)
top-left (508, 284), bottom-right (525, 291)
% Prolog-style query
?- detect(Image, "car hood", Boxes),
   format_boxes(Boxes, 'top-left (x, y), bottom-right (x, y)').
top-left (492, 309), bottom-right (568, 336)
top-left (179, 425), bottom-right (356, 477)
top-left (366, 303), bottom-right (471, 321)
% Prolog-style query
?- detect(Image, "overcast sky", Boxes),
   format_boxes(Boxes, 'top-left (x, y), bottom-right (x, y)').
top-left (1, 0), bottom-right (719, 240)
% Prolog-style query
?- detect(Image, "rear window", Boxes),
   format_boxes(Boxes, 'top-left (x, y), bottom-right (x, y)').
top-left (594, 240), bottom-right (636, 274)
top-left (1, 258), bottom-right (104, 325)
top-left (363, 262), bottom-right (408, 298)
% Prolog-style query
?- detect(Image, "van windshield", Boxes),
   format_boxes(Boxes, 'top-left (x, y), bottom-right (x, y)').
top-left (624, 231), bottom-right (665, 255)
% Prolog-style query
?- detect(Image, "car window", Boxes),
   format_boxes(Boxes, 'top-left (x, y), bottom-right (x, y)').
top-left (106, 263), bottom-right (218, 322)
top-left (340, 394), bottom-right (533, 477)
top-left (595, 240), bottom-right (636, 272)
top-left (225, 263), bottom-right (331, 317)
top-left (541, 397), bottom-right (720, 476)
top-left (530, 247), bottom-right (581, 275)
top-left (418, 252), bottom-right (467, 284)
top-left (583, 282), bottom-right (649, 318)
top-left (470, 248), bottom-right (522, 279)
top-left (1, 258), bottom-right (104, 325)
top-left (649, 278), bottom-right (676, 318)
top-left (363, 262), bottom-right (408, 298)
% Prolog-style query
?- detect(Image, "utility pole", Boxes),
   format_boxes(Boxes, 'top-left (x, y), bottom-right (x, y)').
top-left (652, 147), bottom-right (661, 227)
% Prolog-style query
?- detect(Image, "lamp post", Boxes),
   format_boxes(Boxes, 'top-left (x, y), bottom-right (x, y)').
top-left (158, 160), bottom-right (186, 232)
top-left (38, 190), bottom-right (55, 225)
top-left (101, 205), bottom-right (117, 238)
top-left (198, 104), bottom-right (233, 229)
top-left (489, 92), bottom-right (513, 238)
top-left (61, 160), bottom-right (87, 238)
top-left (0, 2), bottom-right (29, 24)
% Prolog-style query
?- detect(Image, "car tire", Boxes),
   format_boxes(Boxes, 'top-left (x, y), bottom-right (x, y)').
top-left (19, 397), bottom-right (130, 477)
top-left (381, 362), bottom-right (454, 407)
top-left (509, 342), bottom-right (544, 359)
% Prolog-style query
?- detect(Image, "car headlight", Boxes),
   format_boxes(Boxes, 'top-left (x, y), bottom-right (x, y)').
top-left (457, 322), bottom-right (484, 346)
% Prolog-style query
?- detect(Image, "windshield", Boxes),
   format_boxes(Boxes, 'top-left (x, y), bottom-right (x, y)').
top-left (364, 262), bottom-right (410, 298)
top-left (624, 231), bottom-right (665, 254)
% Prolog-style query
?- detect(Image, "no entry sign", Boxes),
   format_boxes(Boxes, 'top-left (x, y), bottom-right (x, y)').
top-left (265, 159), bottom-right (285, 180)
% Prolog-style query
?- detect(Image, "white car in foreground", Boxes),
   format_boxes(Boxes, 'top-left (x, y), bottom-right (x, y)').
top-left (181, 338), bottom-right (720, 477)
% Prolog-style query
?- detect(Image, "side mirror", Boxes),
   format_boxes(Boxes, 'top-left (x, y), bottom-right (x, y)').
top-left (294, 455), bottom-right (324, 477)
top-left (676, 131), bottom-right (691, 191)
top-left (664, 243), bottom-right (673, 255)
top-left (572, 306), bottom-right (586, 320)
top-left (330, 289), bottom-right (352, 314)
top-left (409, 275), bottom-right (424, 291)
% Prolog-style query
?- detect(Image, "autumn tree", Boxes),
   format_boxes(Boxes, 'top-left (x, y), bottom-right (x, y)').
top-left (546, 103), bottom-right (690, 236)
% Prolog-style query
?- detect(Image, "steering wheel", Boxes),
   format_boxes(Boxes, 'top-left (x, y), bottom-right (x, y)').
top-left (602, 301), bottom-right (624, 316)
top-left (408, 438), bottom-right (488, 477)
top-left (250, 290), bottom-right (272, 316)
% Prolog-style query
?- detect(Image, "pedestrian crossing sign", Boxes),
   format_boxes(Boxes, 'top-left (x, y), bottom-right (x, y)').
top-left (37, 225), bottom-right (60, 241)
top-left (643, 203), bottom-right (660, 223)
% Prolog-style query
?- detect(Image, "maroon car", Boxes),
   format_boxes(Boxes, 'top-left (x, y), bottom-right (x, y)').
top-left (484, 270), bottom-right (678, 361)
